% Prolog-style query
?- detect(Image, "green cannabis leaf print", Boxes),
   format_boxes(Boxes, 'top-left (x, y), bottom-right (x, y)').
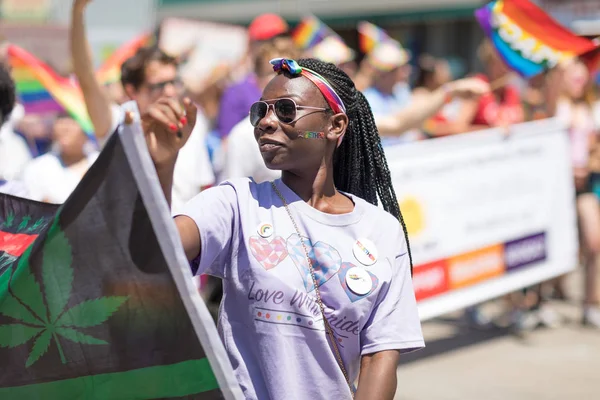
top-left (0, 222), bottom-right (128, 367)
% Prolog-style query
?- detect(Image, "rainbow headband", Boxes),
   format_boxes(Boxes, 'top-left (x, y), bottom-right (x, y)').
top-left (270, 58), bottom-right (346, 115)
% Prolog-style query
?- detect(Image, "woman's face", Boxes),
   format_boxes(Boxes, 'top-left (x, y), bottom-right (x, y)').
top-left (254, 73), bottom-right (346, 172)
top-left (563, 60), bottom-right (590, 100)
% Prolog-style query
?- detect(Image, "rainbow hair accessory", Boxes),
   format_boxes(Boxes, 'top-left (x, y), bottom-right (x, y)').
top-left (270, 58), bottom-right (346, 115)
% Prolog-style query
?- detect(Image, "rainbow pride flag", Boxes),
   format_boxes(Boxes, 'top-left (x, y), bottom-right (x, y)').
top-left (96, 33), bottom-right (153, 85)
top-left (292, 16), bottom-right (334, 50)
top-left (7, 45), bottom-right (94, 135)
top-left (475, 0), bottom-right (599, 78)
top-left (357, 21), bottom-right (393, 54)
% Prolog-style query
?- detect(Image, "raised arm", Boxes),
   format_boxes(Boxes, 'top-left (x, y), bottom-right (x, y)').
top-left (70, 0), bottom-right (113, 140)
top-left (376, 77), bottom-right (489, 136)
top-left (139, 97), bottom-right (201, 262)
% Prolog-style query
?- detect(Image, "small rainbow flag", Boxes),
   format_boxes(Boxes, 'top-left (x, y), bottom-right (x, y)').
top-left (292, 16), bottom-right (334, 50)
top-left (96, 33), bottom-right (153, 85)
top-left (7, 45), bottom-right (94, 135)
top-left (475, 0), bottom-right (599, 78)
top-left (357, 21), bottom-right (393, 54)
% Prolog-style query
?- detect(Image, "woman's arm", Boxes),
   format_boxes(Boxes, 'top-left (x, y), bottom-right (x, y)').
top-left (70, 0), bottom-right (114, 140)
top-left (376, 88), bottom-right (450, 135)
top-left (424, 97), bottom-right (483, 137)
top-left (355, 350), bottom-right (401, 400)
top-left (139, 97), bottom-right (201, 262)
top-left (376, 78), bottom-right (489, 136)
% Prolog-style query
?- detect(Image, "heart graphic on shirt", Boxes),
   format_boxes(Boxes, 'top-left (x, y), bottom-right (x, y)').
top-left (286, 234), bottom-right (341, 292)
top-left (249, 236), bottom-right (288, 270)
top-left (338, 262), bottom-right (379, 302)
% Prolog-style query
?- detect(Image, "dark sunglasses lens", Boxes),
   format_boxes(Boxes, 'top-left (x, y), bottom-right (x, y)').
top-left (250, 102), bottom-right (268, 126)
top-left (274, 99), bottom-right (296, 123)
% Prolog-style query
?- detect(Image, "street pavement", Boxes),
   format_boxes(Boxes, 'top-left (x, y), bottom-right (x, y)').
top-left (395, 270), bottom-right (600, 399)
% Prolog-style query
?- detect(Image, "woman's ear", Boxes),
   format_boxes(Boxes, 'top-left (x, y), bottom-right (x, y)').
top-left (327, 113), bottom-right (348, 145)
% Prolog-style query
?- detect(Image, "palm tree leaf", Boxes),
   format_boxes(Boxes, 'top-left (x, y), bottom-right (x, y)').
top-left (25, 329), bottom-right (52, 367)
top-left (0, 324), bottom-right (43, 348)
top-left (56, 296), bottom-right (128, 328)
top-left (41, 224), bottom-right (73, 323)
top-left (56, 327), bottom-right (107, 345)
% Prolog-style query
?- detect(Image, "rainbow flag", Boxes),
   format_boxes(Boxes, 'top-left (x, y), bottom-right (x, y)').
top-left (96, 33), bottom-right (153, 85)
top-left (292, 16), bottom-right (334, 50)
top-left (7, 45), bottom-right (94, 135)
top-left (475, 0), bottom-right (599, 78)
top-left (357, 21), bottom-right (393, 54)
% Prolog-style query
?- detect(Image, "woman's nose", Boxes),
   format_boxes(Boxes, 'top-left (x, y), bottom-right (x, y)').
top-left (257, 104), bottom-right (278, 131)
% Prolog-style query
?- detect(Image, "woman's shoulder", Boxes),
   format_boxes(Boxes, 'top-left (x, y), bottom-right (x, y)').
top-left (352, 195), bottom-right (404, 231)
top-left (203, 177), bottom-right (275, 203)
top-left (352, 196), bottom-right (409, 256)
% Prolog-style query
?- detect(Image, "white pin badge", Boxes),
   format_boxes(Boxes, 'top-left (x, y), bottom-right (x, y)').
top-left (353, 238), bottom-right (378, 266)
top-left (346, 267), bottom-right (373, 295)
top-left (257, 222), bottom-right (274, 238)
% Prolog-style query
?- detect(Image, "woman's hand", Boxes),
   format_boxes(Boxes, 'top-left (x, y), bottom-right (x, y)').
top-left (140, 97), bottom-right (196, 169)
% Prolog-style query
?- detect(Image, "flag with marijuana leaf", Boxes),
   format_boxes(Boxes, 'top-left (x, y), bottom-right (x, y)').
top-left (0, 121), bottom-right (243, 399)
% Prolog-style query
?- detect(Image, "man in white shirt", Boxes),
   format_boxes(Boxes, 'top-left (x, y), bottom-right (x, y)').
top-left (70, 0), bottom-right (214, 209)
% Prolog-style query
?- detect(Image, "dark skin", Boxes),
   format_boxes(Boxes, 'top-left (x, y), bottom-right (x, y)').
top-left (142, 73), bottom-right (401, 400)
top-left (254, 74), bottom-right (353, 213)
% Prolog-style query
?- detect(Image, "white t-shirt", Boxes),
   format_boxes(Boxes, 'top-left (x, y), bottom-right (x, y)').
top-left (0, 104), bottom-right (32, 181)
top-left (218, 116), bottom-right (279, 183)
top-left (181, 178), bottom-right (424, 399)
top-left (0, 180), bottom-right (29, 197)
top-left (107, 101), bottom-right (215, 213)
top-left (22, 152), bottom-right (98, 204)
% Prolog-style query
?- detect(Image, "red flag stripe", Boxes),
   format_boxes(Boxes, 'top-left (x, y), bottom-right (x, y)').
top-left (0, 230), bottom-right (37, 257)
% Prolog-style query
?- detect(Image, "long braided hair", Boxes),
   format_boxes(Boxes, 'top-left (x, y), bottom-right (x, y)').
top-left (296, 58), bottom-right (413, 272)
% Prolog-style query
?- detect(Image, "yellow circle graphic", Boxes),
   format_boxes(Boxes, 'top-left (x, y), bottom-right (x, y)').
top-left (399, 196), bottom-right (425, 237)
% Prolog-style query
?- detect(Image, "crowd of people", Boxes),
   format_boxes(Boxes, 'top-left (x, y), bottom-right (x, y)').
top-left (1, 2), bottom-right (600, 335)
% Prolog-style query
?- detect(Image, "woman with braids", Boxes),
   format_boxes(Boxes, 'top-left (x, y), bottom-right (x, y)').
top-left (140, 57), bottom-right (423, 399)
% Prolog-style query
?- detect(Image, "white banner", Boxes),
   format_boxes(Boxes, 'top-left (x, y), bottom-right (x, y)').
top-left (385, 119), bottom-right (579, 321)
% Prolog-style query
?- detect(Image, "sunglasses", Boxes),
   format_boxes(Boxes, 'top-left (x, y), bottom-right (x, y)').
top-left (146, 78), bottom-right (183, 93)
top-left (249, 98), bottom-right (329, 127)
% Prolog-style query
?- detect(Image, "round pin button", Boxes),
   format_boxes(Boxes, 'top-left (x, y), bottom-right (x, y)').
top-left (353, 238), bottom-right (378, 266)
top-left (257, 223), bottom-right (273, 238)
top-left (345, 267), bottom-right (373, 295)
